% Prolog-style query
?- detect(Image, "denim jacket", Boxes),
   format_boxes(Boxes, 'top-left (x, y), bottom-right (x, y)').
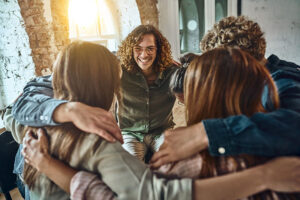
top-left (204, 54), bottom-right (300, 156)
top-left (11, 55), bottom-right (300, 157)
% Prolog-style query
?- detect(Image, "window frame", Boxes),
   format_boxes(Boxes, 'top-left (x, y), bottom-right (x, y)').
top-left (158, 0), bottom-right (239, 59)
top-left (68, 0), bottom-right (118, 50)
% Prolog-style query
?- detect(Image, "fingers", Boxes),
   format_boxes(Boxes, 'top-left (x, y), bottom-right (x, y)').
top-left (150, 150), bottom-right (170, 168)
top-left (92, 120), bottom-right (119, 142)
top-left (23, 130), bottom-right (34, 141)
top-left (21, 145), bottom-right (27, 157)
top-left (96, 130), bottom-right (117, 143)
top-left (36, 128), bottom-right (50, 153)
top-left (37, 128), bottom-right (46, 139)
top-left (94, 121), bottom-right (122, 143)
top-left (91, 113), bottom-right (123, 143)
top-left (107, 112), bottom-right (123, 144)
top-left (150, 149), bottom-right (167, 162)
top-left (24, 158), bottom-right (30, 164)
top-left (150, 155), bottom-right (170, 169)
top-left (23, 131), bottom-right (34, 146)
top-left (21, 143), bottom-right (32, 164)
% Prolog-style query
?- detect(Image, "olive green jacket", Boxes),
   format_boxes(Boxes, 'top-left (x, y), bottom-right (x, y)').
top-left (118, 66), bottom-right (177, 141)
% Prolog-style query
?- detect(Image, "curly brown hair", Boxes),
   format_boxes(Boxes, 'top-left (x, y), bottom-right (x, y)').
top-left (117, 24), bottom-right (173, 73)
top-left (200, 16), bottom-right (266, 61)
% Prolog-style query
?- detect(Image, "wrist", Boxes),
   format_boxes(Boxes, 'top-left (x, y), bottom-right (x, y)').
top-left (194, 122), bottom-right (209, 151)
top-left (37, 153), bottom-right (52, 173)
top-left (53, 102), bottom-right (75, 123)
top-left (253, 164), bottom-right (269, 191)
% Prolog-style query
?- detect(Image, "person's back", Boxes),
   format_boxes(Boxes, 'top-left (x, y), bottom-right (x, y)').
top-left (26, 125), bottom-right (147, 200)
top-left (22, 41), bottom-right (145, 200)
top-left (200, 16), bottom-right (300, 114)
top-left (183, 47), bottom-right (300, 199)
top-left (266, 54), bottom-right (300, 112)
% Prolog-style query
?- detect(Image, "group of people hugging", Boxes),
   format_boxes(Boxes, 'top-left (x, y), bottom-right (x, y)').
top-left (2, 16), bottom-right (300, 200)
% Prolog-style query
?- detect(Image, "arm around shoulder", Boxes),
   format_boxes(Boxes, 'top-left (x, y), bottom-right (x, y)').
top-left (12, 75), bottom-right (67, 126)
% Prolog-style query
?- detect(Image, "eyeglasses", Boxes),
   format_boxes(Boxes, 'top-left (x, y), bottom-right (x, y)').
top-left (133, 46), bottom-right (157, 55)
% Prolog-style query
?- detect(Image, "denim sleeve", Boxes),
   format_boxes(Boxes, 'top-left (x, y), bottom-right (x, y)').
top-left (12, 75), bottom-right (67, 126)
top-left (204, 73), bottom-right (300, 157)
top-left (204, 109), bottom-right (300, 156)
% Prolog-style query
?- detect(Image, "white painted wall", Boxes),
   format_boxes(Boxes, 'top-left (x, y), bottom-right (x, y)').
top-left (158, 0), bottom-right (180, 60)
top-left (112, 0), bottom-right (141, 41)
top-left (242, 0), bottom-right (300, 64)
top-left (0, 0), bottom-right (35, 127)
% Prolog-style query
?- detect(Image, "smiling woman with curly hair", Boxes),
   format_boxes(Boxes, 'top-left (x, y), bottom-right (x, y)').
top-left (116, 25), bottom-right (177, 163)
top-left (118, 25), bottom-right (173, 73)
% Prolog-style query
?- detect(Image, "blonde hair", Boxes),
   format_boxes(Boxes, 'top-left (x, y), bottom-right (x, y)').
top-left (117, 24), bottom-right (173, 73)
top-left (200, 16), bottom-right (266, 61)
top-left (24, 41), bottom-right (121, 192)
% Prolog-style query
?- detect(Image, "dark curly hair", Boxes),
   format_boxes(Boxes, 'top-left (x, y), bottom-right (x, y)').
top-left (200, 16), bottom-right (266, 61)
top-left (117, 24), bottom-right (173, 73)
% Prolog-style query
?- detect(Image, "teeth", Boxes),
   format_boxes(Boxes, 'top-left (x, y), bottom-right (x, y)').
top-left (139, 58), bottom-right (150, 63)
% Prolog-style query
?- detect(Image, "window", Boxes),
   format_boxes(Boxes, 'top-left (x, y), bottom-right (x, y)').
top-left (179, 0), bottom-right (205, 53)
top-left (158, 0), bottom-right (239, 57)
top-left (68, 0), bottom-right (118, 51)
top-left (215, 0), bottom-right (228, 22)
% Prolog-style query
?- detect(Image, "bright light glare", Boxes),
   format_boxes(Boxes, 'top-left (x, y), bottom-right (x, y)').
top-left (68, 0), bottom-right (98, 27)
top-left (98, 0), bottom-right (115, 35)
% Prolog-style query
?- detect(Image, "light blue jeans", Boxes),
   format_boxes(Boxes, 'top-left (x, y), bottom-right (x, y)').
top-left (14, 144), bottom-right (30, 200)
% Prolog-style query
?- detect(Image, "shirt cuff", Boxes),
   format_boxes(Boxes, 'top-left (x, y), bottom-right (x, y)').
top-left (17, 99), bottom-right (67, 127)
top-left (43, 100), bottom-right (68, 126)
top-left (70, 171), bottom-right (98, 200)
top-left (203, 119), bottom-right (232, 156)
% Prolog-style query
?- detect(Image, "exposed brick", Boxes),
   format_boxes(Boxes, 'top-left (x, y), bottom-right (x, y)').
top-left (25, 7), bottom-right (42, 17)
top-left (36, 32), bottom-right (50, 40)
top-left (32, 47), bottom-right (48, 55)
top-left (37, 39), bottom-right (50, 47)
top-left (24, 16), bottom-right (35, 26)
top-left (29, 39), bottom-right (38, 48)
top-left (28, 0), bottom-right (44, 8)
top-left (32, 15), bottom-right (45, 24)
top-left (18, 0), bottom-right (28, 10)
top-left (136, 0), bottom-right (158, 27)
top-left (28, 32), bottom-right (37, 40)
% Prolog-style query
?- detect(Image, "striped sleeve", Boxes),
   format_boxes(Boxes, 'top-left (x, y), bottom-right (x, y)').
top-left (70, 171), bottom-right (116, 200)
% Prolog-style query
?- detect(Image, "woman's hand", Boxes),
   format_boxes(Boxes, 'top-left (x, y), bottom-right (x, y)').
top-left (263, 157), bottom-right (300, 192)
top-left (150, 122), bottom-right (208, 168)
top-left (22, 128), bottom-right (51, 172)
top-left (53, 102), bottom-right (123, 144)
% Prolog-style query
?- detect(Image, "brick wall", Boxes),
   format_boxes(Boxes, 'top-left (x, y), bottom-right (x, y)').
top-left (51, 0), bottom-right (70, 51)
top-left (0, 0), bottom-right (35, 111)
top-left (136, 0), bottom-right (158, 27)
top-left (18, 0), bottom-right (69, 76)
